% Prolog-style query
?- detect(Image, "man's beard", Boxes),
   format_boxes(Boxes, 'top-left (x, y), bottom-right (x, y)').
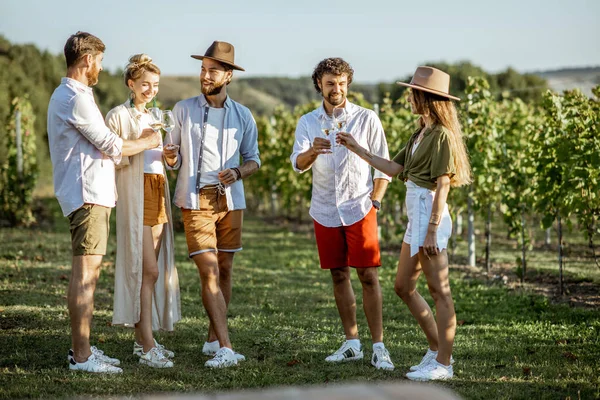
top-left (325, 92), bottom-right (345, 107)
top-left (86, 65), bottom-right (100, 86)
top-left (201, 79), bottom-right (227, 96)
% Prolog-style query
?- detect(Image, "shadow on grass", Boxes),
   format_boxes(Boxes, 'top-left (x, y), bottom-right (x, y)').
top-left (1, 209), bottom-right (599, 399)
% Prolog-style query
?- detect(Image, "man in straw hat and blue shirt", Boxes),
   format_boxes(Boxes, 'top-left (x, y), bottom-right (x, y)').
top-left (163, 41), bottom-right (260, 368)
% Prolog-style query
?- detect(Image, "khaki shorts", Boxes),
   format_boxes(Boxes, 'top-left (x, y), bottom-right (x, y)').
top-left (182, 187), bottom-right (243, 257)
top-left (68, 203), bottom-right (111, 256)
top-left (143, 173), bottom-right (168, 226)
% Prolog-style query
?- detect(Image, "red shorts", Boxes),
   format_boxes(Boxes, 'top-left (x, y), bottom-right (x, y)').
top-left (313, 207), bottom-right (381, 269)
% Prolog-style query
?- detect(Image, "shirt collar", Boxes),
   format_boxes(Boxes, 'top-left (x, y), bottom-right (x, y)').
top-left (62, 77), bottom-right (93, 95)
top-left (198, 94), bottom-right (232, 109)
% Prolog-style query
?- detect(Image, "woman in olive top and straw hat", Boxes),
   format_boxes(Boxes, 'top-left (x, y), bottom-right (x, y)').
top-left (106, 54), bottom-right (181, 369)
top-left (337, 66), bottom-right (471, 381)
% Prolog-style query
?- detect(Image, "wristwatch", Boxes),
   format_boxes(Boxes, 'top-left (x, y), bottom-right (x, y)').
top-left (372, 200), bottom-right (381, 210)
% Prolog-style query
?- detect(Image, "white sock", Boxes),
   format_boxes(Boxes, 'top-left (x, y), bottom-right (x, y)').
top-left (346, 339), bottom-right (361, 349)
top-left (433, 359), bottom-right (450, 369)
top-left (429, 348), bottom-right (438, 354)
top-left (206, 340), bottom-right (219, 346)
top-left (373, 342), bottom-right (385, 351)
top-left (219, 347), bottom-right (234, 355)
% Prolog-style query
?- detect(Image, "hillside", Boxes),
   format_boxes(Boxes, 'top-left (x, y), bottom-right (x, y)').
top-left (536, 66), bottom-right (600, 96)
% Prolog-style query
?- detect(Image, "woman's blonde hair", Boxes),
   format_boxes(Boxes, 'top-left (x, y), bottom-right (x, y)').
top-left (124, 53), bottom-right (161, 87)
top-left (412, 89), bottom-right (472, 187)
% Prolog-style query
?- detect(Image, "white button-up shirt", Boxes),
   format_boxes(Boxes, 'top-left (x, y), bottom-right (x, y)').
top-left (290, 101), bottom-right (391, 227)
top-left (47, 77), bottom-right (123, 217)
top-left (165, 95), bottom-right (261, 211)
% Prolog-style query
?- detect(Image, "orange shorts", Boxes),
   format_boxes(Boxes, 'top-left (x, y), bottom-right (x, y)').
top-left (313, 206), bottom-right (381, 269)
top-left (182, 186), bottom-right (243, 257)
top-left (143, 173), bottom-right (168, 226)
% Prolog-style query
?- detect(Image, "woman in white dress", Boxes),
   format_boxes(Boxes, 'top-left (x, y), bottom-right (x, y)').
top-left (337, 66), bottom-right (471, 381)
top-left (106, 54), bottom-right (181, 368)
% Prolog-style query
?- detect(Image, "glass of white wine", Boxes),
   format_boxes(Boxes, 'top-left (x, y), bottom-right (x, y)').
top-left (162, 110), bottom-right (179, 151)
top-left (332, 107), bottom-right (348, 147)
top-left (149, 107), bottom-right (163, 132)
top-left (319, 114), bottom-right (335, 140)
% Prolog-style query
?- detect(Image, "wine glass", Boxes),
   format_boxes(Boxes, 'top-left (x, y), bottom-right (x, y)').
top-left (148, 107), bottom-right (163, 132)
top-left (162, 110), bottom-right (178, 150)
top-left (319, 114), bottom-right (335, 140)
top-left (332, 107), bottom-right (348, 147)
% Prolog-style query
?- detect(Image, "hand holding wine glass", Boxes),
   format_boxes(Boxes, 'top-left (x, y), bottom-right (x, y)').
top-left (315, 114), bottom-right (334, 154)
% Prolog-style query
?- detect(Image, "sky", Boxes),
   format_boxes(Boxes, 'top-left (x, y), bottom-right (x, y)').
top-left (2, 0), bottom-right (599, 83)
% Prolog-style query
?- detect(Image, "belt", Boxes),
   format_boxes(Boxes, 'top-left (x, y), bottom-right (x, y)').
top-left (199, 183), bottom-right (226, 195)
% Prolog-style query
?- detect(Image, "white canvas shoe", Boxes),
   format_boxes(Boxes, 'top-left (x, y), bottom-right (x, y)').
top-left (134, 339), bottom-right (175, 358)
top-left (202, 340), bottom-right (220, 356)
top-left (410, 349), bottom-right (455, 371)
top-left (371, 346), bottom-right (394, 371)
top-left (203, 340), bottom-right (245, 361)
top-left (325, 341), bottom-right (363, 363)
top-left (69, 353), bottom-right (122, 374)
top-left (406, 359), bottom-right (453, 381)
top-left (68, 346), bottom-right (120, 366)
top-left (139, 347), bottom-right (174, 368)
top-left (205, 347), bottom-right (238, 368)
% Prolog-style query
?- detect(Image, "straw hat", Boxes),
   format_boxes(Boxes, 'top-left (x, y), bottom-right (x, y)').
top-left (191, 41), bottom-right (245, 71)
top-left (396, 66), bottom-right (460, 101)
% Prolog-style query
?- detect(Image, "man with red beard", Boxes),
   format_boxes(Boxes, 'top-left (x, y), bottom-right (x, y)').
top-left (290, 58), bottom-right (395, 370)
top-left (47, 32), bottom-right (160, 373)
top-left (163, 41), bottom-right (260, 368)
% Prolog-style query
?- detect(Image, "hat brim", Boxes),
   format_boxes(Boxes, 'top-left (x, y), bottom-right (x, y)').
top-left (396, 81), bottom-right (460, 101)
top-left (190, 55), bottom-right (245, 71)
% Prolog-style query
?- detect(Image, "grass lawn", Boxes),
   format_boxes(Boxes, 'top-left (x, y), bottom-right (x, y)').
top-left (0, 198), bottom-right (599, 399)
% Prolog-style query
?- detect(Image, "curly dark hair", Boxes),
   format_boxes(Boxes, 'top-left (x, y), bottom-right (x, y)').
top-left (311, 58), bottom-right (354, 94)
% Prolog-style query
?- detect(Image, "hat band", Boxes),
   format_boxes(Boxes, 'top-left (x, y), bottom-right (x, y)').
top-left (410, 81), bottom-right (450, 96)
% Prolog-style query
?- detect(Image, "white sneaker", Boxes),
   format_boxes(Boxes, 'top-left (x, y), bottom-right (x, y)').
top-left (134, 339), bottom-right (175, 358)
top-left (410, 349), bottom-right (455, 371)
top-left (203, 340), bottom-right (245, 361)
top-left (68, 346), bottom-right (120, 366)
top-left (205, 347), bottom-right (238, 368)
top-left (202, 340), bottom-right (220, 356)
top-left (325, 341), bottom-right (363, 363)
top-left (371, 346), bottom-right (394, 371)
top-left (406, 359), bottom-right (453, 381)
top-left (139, 347), bottom-right (174, 368)
top-left (69, 353), bottom-right (122, 373)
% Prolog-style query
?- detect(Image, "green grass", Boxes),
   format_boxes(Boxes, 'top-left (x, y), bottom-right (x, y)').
top-left (0, 198), bottom-right (599, 399)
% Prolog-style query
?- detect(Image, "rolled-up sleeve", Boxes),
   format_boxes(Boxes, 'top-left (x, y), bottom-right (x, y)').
top-left (240, 113), bottom-right (261, 167)
top-left (69, 94), bottom-right (122, 162)
top-left (430, 130), bottom-right (455, 179)
top-left (367, 113), bottom-right (392, 181)
top-left (290, 116), bottom-right (312, 173)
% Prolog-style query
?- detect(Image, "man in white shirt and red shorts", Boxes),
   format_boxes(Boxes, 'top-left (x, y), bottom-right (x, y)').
top-left (290, 57), bottom-right (394, 370)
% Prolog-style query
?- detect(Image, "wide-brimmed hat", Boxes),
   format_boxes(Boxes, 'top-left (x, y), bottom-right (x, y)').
top-left (396, 66), bottom-right (460, 101)
top-left (191, 41), bottom-right (245, 71)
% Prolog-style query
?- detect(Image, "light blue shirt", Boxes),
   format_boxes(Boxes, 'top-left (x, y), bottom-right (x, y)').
top-left (165, 94), bottom-right (261, 211)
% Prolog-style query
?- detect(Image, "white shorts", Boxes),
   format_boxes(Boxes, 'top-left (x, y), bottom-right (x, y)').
top-left (403, 180), bottom-right (452, 257)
